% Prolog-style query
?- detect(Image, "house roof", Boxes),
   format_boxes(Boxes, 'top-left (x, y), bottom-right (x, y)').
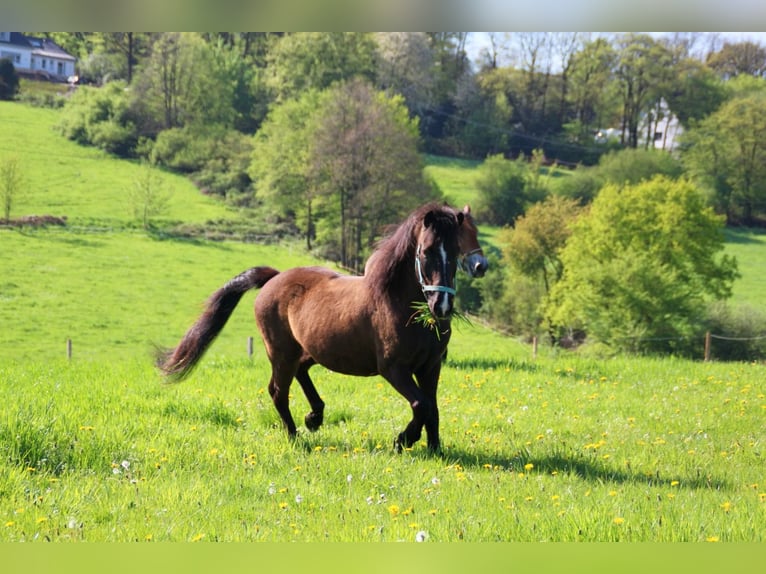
top-left (2, 32), bottom-right (76, 61)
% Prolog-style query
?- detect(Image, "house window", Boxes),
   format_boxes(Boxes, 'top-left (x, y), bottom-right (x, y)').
top-left (41, 59), bottom-right (47, 69)
top-left (57, 61), bottom-right (64, 75)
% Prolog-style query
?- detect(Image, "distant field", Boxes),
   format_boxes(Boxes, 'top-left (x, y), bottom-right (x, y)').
top-left (0, 101), bottom-right (241, 228)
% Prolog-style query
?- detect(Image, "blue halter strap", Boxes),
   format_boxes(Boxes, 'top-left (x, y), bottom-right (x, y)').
top-left (415, 245), bottom-right (457, 296)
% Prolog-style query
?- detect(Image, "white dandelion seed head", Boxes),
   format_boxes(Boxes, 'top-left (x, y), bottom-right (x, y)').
top-left (347, 474), bottom-right (353, 483)
top-left (415, 530), bottom-right (428, 542)
top-left (120, 460), bottom-right (130, 470)
top-left (295, 494), bottom-right (303, 504)
top-left (366, 496), bottom-right (374, 505)
top-left (431, 477), bottom-right (440, 485)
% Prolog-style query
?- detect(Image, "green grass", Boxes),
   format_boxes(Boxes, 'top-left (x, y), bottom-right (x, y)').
top-left (0, 101), bottom-right (242, 229)
top-left (724, 227), bottom-right (766, 309)
top-left (1, 102), bottom-right (765, 542)
top-left (0, 227), bottom-right (321, 363)
top-left (0, 354), bottom-right (763, 541)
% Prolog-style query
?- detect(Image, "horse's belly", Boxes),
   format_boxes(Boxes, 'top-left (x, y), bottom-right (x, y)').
top-left (299, 325), bottom-right (379, 376)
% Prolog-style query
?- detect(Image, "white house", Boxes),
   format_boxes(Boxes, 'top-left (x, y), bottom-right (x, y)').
top-left (0, 32), bottom-right (76, 82)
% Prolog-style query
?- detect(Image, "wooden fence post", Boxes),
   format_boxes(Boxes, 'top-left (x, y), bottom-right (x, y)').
top-left (704, 331), bottom-right (711, 362)
top-left (532, 336), bottom-right (538, 360)
top-left (247, 336), bottom-right (254, 359)
top-left (66, 339), bottom-right (72, 360)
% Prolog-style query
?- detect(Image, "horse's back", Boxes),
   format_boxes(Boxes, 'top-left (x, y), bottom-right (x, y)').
top-left (255, 266), bottom-right (380, 375)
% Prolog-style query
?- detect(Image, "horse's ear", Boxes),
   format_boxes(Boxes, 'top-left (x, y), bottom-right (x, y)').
top-left (457, 211), bottom-right (464, 226)
top-left (463, 205), bottom-right (471, 215)
top-left (424, 210), bottom-right (436, 229)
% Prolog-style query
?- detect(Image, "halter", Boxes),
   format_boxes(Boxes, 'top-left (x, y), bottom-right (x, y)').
top-left (415, 244), bottom-right (457, 296)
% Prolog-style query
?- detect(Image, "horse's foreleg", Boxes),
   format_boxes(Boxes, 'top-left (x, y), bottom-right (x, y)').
top-left (415, 366), bottom-right (442, 453)
top-left (383, 367), bottom-right (434, 452)
top-left (295, 358), bottom-right (325, 431)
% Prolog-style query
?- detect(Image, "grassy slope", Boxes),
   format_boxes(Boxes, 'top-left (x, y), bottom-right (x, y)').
top-left (0, 104), bottom-right (764, 542)
top-left (0, 101), bottom-right (240, 227)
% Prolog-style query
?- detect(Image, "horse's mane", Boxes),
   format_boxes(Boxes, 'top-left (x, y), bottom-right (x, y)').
top-left (365, 203), bottom-right (458, 298)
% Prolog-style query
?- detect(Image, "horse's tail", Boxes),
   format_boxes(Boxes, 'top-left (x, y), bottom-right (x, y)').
top-left (156, 266), bottom-right (280, 381)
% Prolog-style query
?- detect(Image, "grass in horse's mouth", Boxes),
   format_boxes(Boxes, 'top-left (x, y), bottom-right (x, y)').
top-left (407, 301), bottom-right (470, 340)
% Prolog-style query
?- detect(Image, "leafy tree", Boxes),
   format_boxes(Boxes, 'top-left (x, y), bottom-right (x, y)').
top-left (547, 176), bottom-right (738, 353)
top-left (131, 33), bottom-right (236, 134)
top-left (265, 33), bottom-right (376, 103)
top-left (706, 41), bottom-right (766, 79)
top-left (0, 58), bottom-right (20, 100)
top-left (474, 154), bottom-right (529, 226)
top-left (614, 34), bottom-right (675, 148)
top-left (498, 195), bottom-right (582, 339)
top-left (665, 58), bottom-right (727, 128)
top-left (374, 32), bottom-right (435, 119)
top-left (1, 156), bottom-right (23, 222)
top-left (310, 78), bottom-right (436, 270)
top-left (127, 161), bottom-right (172, 229)
top-left (250, 89), bottom-right (326, 249)
top-left (681, 90), bottom-right (766, 224)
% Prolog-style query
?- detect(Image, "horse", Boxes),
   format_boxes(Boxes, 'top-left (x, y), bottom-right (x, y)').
top-left (157, 203), bottom-right (472, 452)
top-left (455, 204), bottom-right (488, 278)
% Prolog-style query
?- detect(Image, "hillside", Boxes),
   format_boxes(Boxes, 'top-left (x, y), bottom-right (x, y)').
top-left (1, 102), bottom-right (764, 364)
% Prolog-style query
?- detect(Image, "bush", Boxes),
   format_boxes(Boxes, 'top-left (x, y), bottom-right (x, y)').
top-left (56, 82), bottom-right (138, 156)
top-left (704, 302), bottom-right (766, 361)
top-left (0, 58), bottom-right (20, 100)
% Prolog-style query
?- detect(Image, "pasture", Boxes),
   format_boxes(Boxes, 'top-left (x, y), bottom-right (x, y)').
top-left (1, 102), bottom-right (764, 543)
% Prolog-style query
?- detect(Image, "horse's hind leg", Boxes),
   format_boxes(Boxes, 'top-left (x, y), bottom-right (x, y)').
top-left (268, 362), bottom-right (299, 437)
top-left (295, 358), bottom-right (325, 431)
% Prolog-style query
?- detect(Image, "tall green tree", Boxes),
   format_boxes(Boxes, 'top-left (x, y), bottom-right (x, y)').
top-left (682, 90), bottom-right (766, 224)
top-left (250, 89), bottom-right (326, 249)
top-left (265, 33), bottom-right (376, 103)
top-left (547, 176), bottom-right (738, 353)
top-left (614, 34), bottom-right (675, 148)
top-left (310, 78), bottom-right (435, 270)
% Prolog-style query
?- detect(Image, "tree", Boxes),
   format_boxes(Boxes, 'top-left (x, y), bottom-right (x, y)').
top-left (681, 90), bottom-right (766, 224)
top-left (547, 176), bottom-right (738, 353)
top-left (707, 41), bottom-right (766, 79)
top-left (500, 195), bottom-right (582, 339)
top-left (310, 78), bottom-right (436, 270)
top-left (131, 33), bottom-right (236, 135)
top-left (265, 33), bottom-right (376, 103)
top-left (565, 37), bottom-right (620, 144)
top-left (127, 162), bottom-right (171, 229)
top-left (374, 32), bottom-right (435, 120)
top-left (474, 154), bottom-right (529, 226)
top-left (250, 90), bottom-right (326, 249)
top-left (1, 156), bottom-right (23, 222)
top-left (0, 58), bottom-right (20, 100)
top-left (614, 34), bottom-right (674, 148)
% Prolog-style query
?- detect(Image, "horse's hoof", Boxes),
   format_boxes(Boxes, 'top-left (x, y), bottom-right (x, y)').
top-left (304, 411), bottom-right (324, 432)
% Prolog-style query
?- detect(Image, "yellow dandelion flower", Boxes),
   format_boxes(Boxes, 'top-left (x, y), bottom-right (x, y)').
top-left (208, 448), bottom-right (219, 456)
top-left (145, 534), bottom-right (153, 542)
top-left (613, 517), bottom-right (625, 525)
top-left (36, 517), bottom-right (48, 524)
top-left (706, 536), bottom-right (720, 542)
top-left (671, 480), bottom-right (680, 487)
top-left (5, 521), bottom-right (14, 527)
top-left (402, 507), bottom-right (413, 516)
top-left (388, 505), bottom-right (400, 516)
top-left (609, 490), bottom-right (618, 496)
top-left (279, 502), bottom-right (288, 510)
top-left (191, 533), bottom-right (205, 542)
top-left (720, 501), bottom-right (732, 513)
top-left (524, 463), bottom-right (534, 471)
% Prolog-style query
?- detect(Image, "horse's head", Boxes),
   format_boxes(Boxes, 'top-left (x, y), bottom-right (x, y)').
top-left (415, 207), bottom-right (464, 319)
top-left (457, 205), bottom-right (488, 278)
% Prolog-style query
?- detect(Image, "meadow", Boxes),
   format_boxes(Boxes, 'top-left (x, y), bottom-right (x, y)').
top-left (1, 101), bottom-right (764, 542)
